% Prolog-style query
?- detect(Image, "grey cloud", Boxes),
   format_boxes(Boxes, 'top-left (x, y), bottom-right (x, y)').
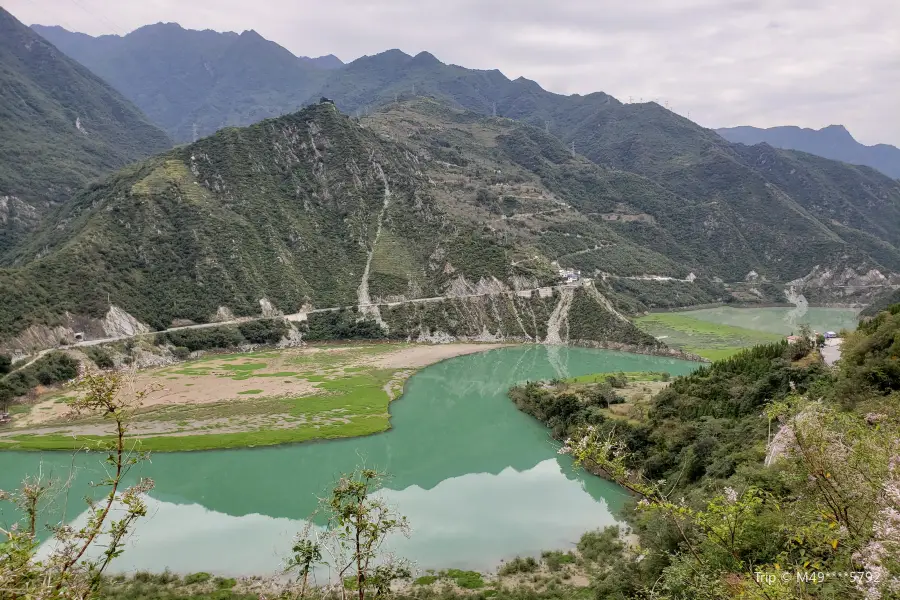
top-left (6, 0), bottom-right (899, 146)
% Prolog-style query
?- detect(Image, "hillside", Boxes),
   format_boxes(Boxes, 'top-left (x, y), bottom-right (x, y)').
top-left (861, 287), bottom-right (900, 318)
top-left (717, 124), bottom-right (900, 179)
top-left (0, 100), bottom-right (665, 353)
top-left (365, 99), bottom-right (900, 302)
top-left (4, 96), bottom-right (900, 350)
top-left (0, 8), bottom-right (171, 258)
top-left (27, 28), bottom-right (900, 295)
top-left (509, 303), bottom-right (900, 598)
top-left (31, 23), bottom-right (339, 142)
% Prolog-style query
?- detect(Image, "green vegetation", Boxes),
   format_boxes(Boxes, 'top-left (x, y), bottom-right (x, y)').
top-left (499, 556), bottom-right (539, 576)
top-left (84, 346), bottom-right (115, 369)
top-left (0, 371), bottom-right (156, 599)
top-left (4, 92), bottom-right (898, 350)
top-left (635, 312), bottom-right (784, 359)
top-left (566, 288), bottom-right (658, 347)
top-left (511, 302), bottom-right (900, 598)
top-left (861, 287), bottom-right (900, 318)
top-left (303, 311), bottom-right (388, 341)
top-left (0, 351), bottom-right (79, 409)
top-left (0, 8), bottom-right (171, 257)
top-left (2, 345), bottom-right (414, 451)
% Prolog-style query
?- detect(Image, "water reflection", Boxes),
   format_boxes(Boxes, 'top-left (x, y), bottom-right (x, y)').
top-left (6, 346), bottom-right (698, 574)
top-left (42, 459), bottom-right (620, 576)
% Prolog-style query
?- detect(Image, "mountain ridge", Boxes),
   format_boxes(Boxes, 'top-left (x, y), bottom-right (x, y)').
top-left (30, 23), bottom-right (340, 142)
top-left (716, 124), bottom-right (900, 179)
top-left (3, 98), bottom-right (900, 351)
top-left (0, 8), bottom-right (171, 258)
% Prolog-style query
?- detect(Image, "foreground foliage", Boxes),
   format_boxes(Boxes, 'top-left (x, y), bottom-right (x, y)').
top-left (515, 303), bottom-right (900, 599)
top-left (0, 372), bottom-right (156, 599)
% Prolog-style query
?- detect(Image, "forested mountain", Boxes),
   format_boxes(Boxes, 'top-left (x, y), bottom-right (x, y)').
top-left (717, 124), bottom-right (900, 179)
top-left (5, 16), bottom-right (899, 349)
top-left (0, 8), bottom-right (171, 258)
top-left (0, 100), bottom-right (663, 351)
top-left (31, 23), bottom-right (341, 142)
top-left (29, 27), bottom-right (900, 290)
top-left (3, 97), bottom-right (900, 351)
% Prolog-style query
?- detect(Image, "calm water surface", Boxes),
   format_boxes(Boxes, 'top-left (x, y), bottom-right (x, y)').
top-left (0, 346), bottom-right (698, 576)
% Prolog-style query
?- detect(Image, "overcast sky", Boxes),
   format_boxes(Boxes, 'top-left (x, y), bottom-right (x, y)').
top-left (8, 0), bottom-right (899, 146)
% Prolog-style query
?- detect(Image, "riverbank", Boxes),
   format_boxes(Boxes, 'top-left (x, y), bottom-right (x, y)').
top-left (0, 342), bottom-right (513, 452)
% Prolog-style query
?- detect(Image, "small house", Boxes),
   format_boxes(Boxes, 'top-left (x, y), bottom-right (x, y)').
top-left (786, 335), bottom-right (800, 344)
top-left (824, 331), bottom-right (838, 339)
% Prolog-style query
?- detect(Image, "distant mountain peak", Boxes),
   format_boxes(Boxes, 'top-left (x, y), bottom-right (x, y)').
top-left (410, 50), bottom-right (441, 66)
top-left (717, 124), bottom-right (900, 179)
top-left (820, 124), bottom-right (855, 141)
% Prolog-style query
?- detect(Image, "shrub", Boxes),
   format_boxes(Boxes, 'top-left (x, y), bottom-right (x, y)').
top-left (541, 551), bottom-right (575, 572)
top-left (444, 569), bottom-right (484, 589)
top-left (238, 319), bottom-right (289, 344)
top-left (84, 346), bottom-right (114, 369)
top-left (0, 353), bottom-right (11, 375)
top-left (161, 326), bottom-right (245, 352)
top-left (0, 352), bottom-right (79, 407)
top-left (214, 577), bottom-right (237, 589)
top-left (172, 346), bottom-right (191, 360)
top-left (498, 556), bottom-right (539, 575)
top-left (184, 572), bottom-right (212, 585)
top-left (303, 311), bottom-right (386, 341)
top-left (577, 526), bottom-right (624, 564)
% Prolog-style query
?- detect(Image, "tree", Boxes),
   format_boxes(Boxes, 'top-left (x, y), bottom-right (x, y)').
top-left (293, 468), bottom-right (411, 600)
top-left (0, 371), bottom-right (158, 599)
top-left (558, 393), bottom-right (900, 600)
top-left (0, 353), bottom-right (11, 375)
top-left (286, 538), bottom-right (323, 600)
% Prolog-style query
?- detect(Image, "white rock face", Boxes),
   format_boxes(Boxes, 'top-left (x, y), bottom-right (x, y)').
top-left (445, 276), bottom-right (509, 297)
top-left (102, 306), bottom-right (150, 338)
top-left (75, 117), bottom-right (87, 134)
top-left (258, 298), bottom-right (283, 317)
top-left (415, 329), bottom-right (456, 344)
top-left (213, 306), bottom-right (235, 322)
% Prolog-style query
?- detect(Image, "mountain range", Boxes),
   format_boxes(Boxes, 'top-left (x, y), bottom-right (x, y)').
top-left (1, 10), bottom-right (898, 349)
top-left (716, 125), bottom-right (900, 180)
top-left (0, 9), bottom-right (171, 257)
top-left (31, 23), bottom-right (343, 143)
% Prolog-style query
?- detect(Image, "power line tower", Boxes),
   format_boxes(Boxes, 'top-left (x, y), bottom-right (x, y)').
top-left (545, 120), bottom-right (550, 134)
top-left (491, 102), bottom-right (497, 117)
top-left (570, 141), bottom-right (575, 157)
top-left (192, 122), bottom-right (198, 143)
top-left (412, 83), bottom-right (416, 96)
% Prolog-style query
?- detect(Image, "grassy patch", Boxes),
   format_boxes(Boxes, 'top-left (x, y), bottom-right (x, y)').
top-left (5, 344), bottom-right (413, 452)
top-left (565, 371), bottom-right (670, 384)
top-left (444, 569), bottom-right (485, 589)
top-left (635, 313), bottom-right (782, 360)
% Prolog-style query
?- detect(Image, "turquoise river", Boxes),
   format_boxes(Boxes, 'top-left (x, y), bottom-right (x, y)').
top-left (0, 346), bottom-right (699, 577)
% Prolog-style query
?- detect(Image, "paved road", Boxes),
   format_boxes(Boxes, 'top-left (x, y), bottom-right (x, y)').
top-left (821, 339), bottom-right (842, 366)
top-left (14, 283), bottom-right (582, 366)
